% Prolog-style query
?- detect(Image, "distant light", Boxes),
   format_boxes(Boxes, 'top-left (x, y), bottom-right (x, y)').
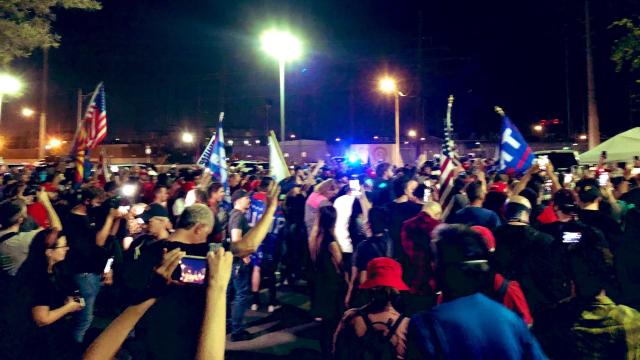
top-left (44, 144), bottom-right (51, 150)
top-left (404, 141), bottom-right (409, 144)
top-left (227, 139), bottom-right (234, 145)
top-left (21, 108), bottom-right (35, 117)
top-left (533, 125), bottom-right (543, 132)
top-left (255, 139), bottom-right (261, 144)
top-left (243, 140), bottom-right (250, 145)
top-left (115, 138), bottom-right (120, 142)
top-left (408, 129), bottom-right (417, 138)
top-left (144, 146), bottom-right (152, 155)
top-left (290, 134), bottom-right (296, 139)
top-left (110, 165), bottom-right (119, 173)
top-left (284, 152), bottom-right (289, 157)
top-left (579, 134), bottom-right (587, 140)
top-left (379, 77), bottom-right (397, 93)
top-left (247, 154), bottom-right (253, 158)
top-left (48, 138), bottom-right (61, 148)
top-left (562, 146), bottom-right (570, 150)
top-left (260, 29), bottom-right (303, 61)
top-left (373, 135), bottom-right (379, 140)
top-left (420, 137), bottom-right (426, 141)
top-left (572, 143), bottom-right (578, 146)
top-left (475, 141), bottom-right (481, 145)
top-left (181, 132), bottom-right (194, 143)
top-left (335, 137), bottom-right (341, 142)
top-left (347, 153), bottom-right (359, 163)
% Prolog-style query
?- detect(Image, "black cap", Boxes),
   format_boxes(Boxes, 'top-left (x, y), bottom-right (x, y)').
top-left (138, 203), bottom-right (169, 223)
top-left (576, 179), bottom-right (601, 203)
top-left (230, 189), bottom-right (249, 204)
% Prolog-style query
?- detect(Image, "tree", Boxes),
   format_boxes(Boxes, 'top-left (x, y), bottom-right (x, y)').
top-left (0, 0), bottom-right (102, 67)
top-left (611, 17), bottom-right (640, 82)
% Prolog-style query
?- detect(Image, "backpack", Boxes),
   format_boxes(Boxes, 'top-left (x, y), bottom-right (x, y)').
top-left (336, 309), bottom-right (407, 360)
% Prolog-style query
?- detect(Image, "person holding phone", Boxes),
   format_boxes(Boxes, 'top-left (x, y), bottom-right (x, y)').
top-left (1, 229), bottom-right (83, 360)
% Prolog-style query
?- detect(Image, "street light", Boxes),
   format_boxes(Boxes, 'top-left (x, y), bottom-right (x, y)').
top-left (255, 139), bottom-right (261, 144)
top-left (261, 29), bottom-right (303, 142)
top-left (408, 129), bottom-right (417, 138)
top-left (378, 76), bottom-right (405, 167)
top-left (290, 134), bottom-right (296, 139)
top-left (579, 134), bottom-right (587, 140)
top-left (227, 139), bottom-right (234, 145)
top-left (0, 73), bottom-right (23, 126)
top-left (48, 138), bottom-right (61, 149)
top-left (21, 107), bottom-right (35, 117)
top-left (533, 125), bottom-right (543, 132)
top-left (181, 132), bottom-right (194, 144)
top-left (335, 137), bottom-right (341, 142)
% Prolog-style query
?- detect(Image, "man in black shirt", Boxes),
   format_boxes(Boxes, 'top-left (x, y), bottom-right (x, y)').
top-left (575, 179), bottom-right (622, 252)
top-left (136, 185), bottom-right (279, 358)
top-left (493, 195), bottom-right (567, 317)
top-left (66, 186), bottom-right (122, 344)
top-left (228, 189), bottom-right (253, 341)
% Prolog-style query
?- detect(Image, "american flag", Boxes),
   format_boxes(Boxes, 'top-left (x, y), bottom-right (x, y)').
top-left (85, 83), bottom-right (107, 150)
top-left (439, 95), bottom-right (460, 219)
top-left (439, 155), bottom-right (460, 219)
top-left (71, 83), bottom-right (107, 183)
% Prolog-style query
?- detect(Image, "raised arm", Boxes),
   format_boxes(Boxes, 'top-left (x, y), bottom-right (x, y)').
top-left (95, 209), bottom-right (121, 247)
top-left (231, 184), bottom-right (281, 258)
top-left (196, 249), bottom-right (233, 360)
top-left (37, 190), bottom-right (62, 231)
top-left (83, 299), bottom-right (156, 360)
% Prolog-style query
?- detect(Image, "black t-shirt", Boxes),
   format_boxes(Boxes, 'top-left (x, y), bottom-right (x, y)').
top-left (353, 233), bottom-right (392, 271)
top-left (228, 209), bottom-right (250, 235)
top-left (493, 224), bottom-right (569, 314)
top-left (578, 209), bottom-right (622, 250)
top-left (65, 213), bottom-right (105, 274)
top-left (135, 241), bottom-right (210, 360)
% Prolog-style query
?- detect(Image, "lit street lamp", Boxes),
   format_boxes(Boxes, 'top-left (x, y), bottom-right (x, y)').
top-left (290, 134), bottom-right (296, 139)
top-left (408, 129), bottom-right (417, 138)
top-left (21, 107), bottom-right (35, 117)
top-left (181, 132), bottom-right (194, 144)
top-left (579, 134), bottom-right (587, 140)
top-left (0, 73), bottom-right (23, 126)
top-left (533, 124), bottom-right (543, 132)
top-left (379, 76), bottom-right (406, 167)
top-left (335, 137), bottom-right (341, 142)
top-left (261, 29), bottom-right (303, 142)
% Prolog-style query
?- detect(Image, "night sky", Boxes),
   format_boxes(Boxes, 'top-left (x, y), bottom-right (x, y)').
top-left (10, 0), bottom-right (640, 143)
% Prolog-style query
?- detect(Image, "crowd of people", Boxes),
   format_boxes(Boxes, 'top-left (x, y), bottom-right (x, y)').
top-left (0, 154), bottom-right (639, 359)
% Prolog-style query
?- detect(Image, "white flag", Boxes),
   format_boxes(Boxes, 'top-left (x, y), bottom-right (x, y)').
top-left (268, 130), bottom-right (289, 183)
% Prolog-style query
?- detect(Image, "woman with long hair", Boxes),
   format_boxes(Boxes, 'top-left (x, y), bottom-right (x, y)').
top-left (310, 206), bottom-right (347, 355)
top-left (4, 229), bottom-right (84, 360)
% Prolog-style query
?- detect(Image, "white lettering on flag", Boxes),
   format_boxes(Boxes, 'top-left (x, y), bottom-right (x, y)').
top-left (501, 128), bottom-right (521, 149)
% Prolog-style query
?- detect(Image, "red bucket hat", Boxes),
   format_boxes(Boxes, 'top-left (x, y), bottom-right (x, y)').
top-left (359, 257), bottom-right (409, 291)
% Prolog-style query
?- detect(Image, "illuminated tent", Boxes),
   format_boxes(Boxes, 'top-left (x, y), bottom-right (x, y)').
top-left (579, 127), bottom-right (640, 163)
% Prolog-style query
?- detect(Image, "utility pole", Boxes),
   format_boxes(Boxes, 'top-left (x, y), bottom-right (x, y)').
top-left (585, 0), bottom-right (601, 149)
top-left (38, 47), bottom-right (48, 159)
top-left (76, 88), bottom-right (83, 128)
top-left (564, 33), bottom-right (572, 139)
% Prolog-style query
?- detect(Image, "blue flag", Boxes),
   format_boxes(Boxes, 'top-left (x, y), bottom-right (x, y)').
top-left (200, 113), bottom-right (229, 200)
top-left (499, 116), bottom-right (534, 174)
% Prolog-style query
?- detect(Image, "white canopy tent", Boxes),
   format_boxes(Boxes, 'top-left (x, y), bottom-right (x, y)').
top-left (579, 127), bottom-right (640, 163)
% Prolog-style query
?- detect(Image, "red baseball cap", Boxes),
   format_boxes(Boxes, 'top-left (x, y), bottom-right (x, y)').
top-left (359, 257), bottom-right (409, 291)
top-left (471, 225), bottom-right (496, 252)
top-left (489, 182), bottom-right (508, 193)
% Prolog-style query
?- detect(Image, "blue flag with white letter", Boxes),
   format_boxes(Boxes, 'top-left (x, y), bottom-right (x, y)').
top-left (499, 116), bottom-right (534, 174)
top-left (199, 112), bottom-right (229, 200)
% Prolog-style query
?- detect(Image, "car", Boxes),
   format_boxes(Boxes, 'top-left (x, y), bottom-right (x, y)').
top-left (534, 150), bottom-right (580, 171)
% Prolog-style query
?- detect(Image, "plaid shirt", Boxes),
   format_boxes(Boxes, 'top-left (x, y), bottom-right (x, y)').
top-left (400, 212), bottom-right (441, 295)
top-left (571, 295), bottom-right (640, 359)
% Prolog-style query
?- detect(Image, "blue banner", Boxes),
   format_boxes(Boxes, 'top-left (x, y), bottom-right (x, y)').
top-left (499, 116), bottom-right (534, 174)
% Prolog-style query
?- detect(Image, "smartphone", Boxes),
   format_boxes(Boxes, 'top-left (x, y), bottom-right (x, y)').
top-left (72, 290), bottom-right (86, 307)
top-left (179, 256), bottom-right (207, 285)
top-left (118, 205), bottom-right (130, 215)
top-left (349, 179), bottom-right (361, 196)
top-left (537, 155), bottom-right (549, 170)
top-left (563, 173), bottom-right (573, 184)
top-left (209, 242), bottom-right (222, 253)
top-left (598, 172), bottom-right (609, 187)
top-left (103, 257), bottom-right (114, 273)
top-left (423, 189), bottom-right (431, 202)
top-left (562, 232), bottom-right (582, 244)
